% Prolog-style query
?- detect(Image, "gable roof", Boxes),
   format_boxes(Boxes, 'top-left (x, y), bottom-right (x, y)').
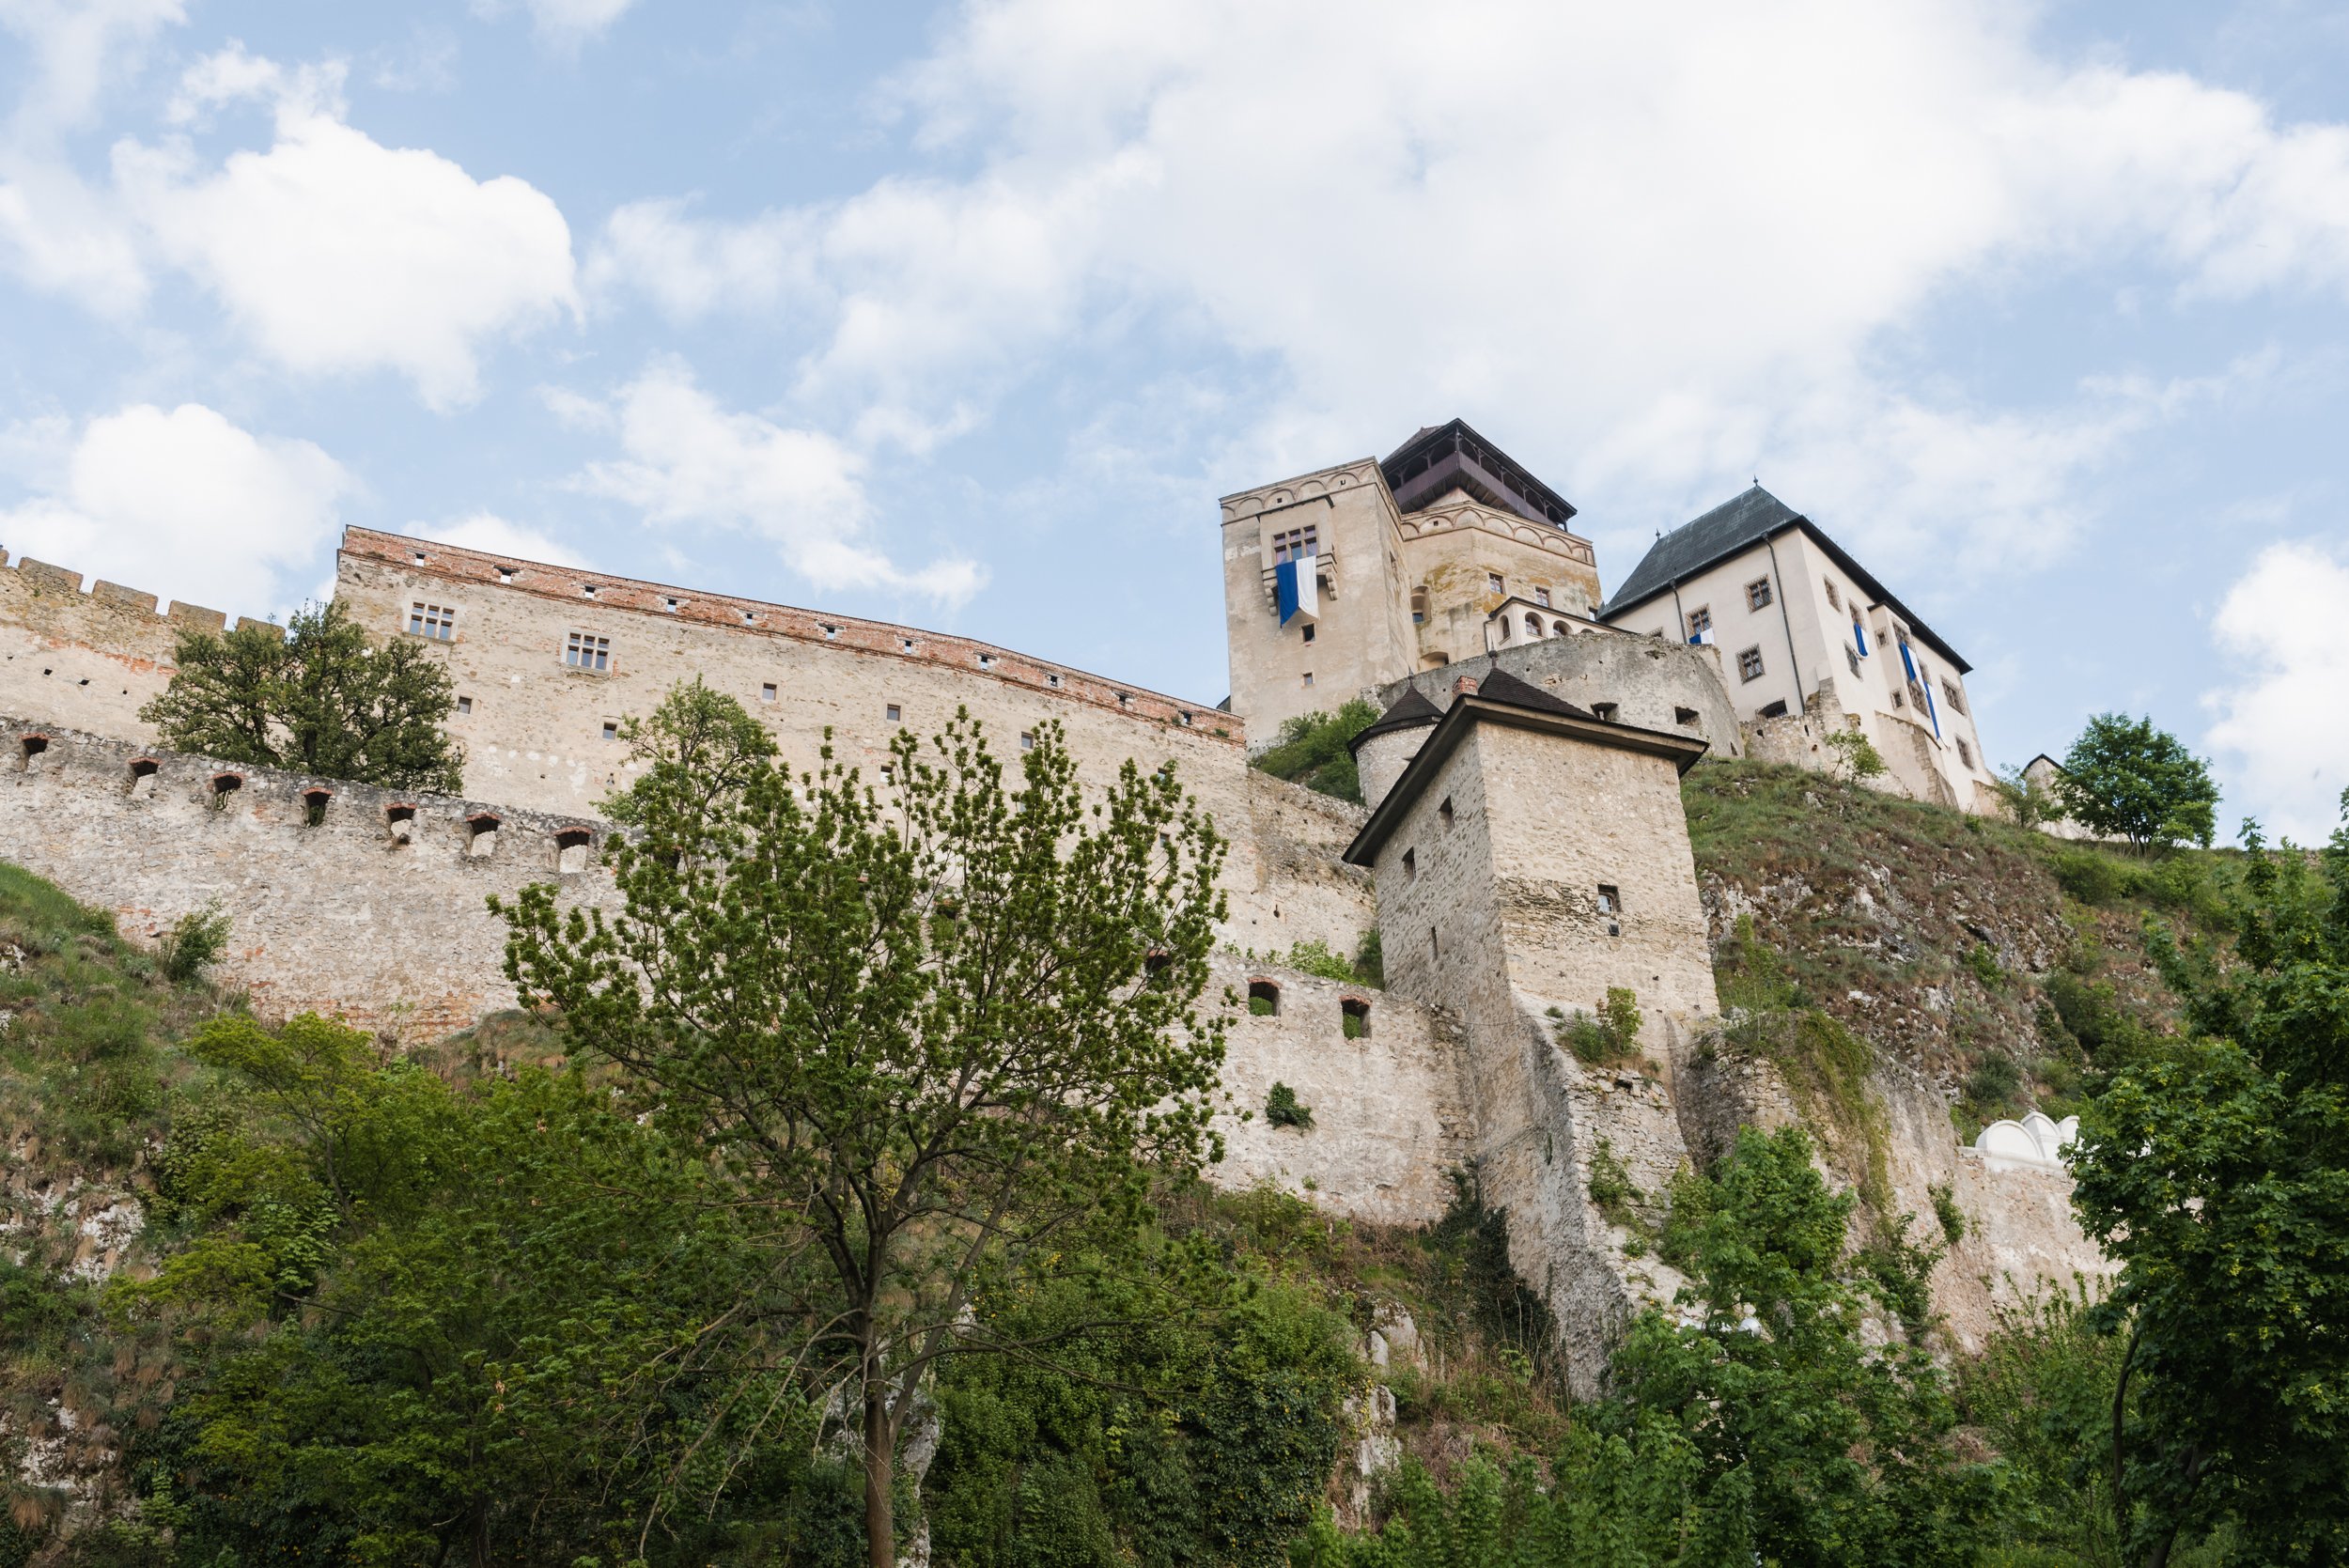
top-left (1600, 486), bottom-right (1970, 674)
top-left (1343, 670), bottom-right (1706, 865)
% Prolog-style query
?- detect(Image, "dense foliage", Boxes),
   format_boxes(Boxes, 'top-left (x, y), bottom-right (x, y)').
top-left (2067, 800), bottom-right (2349, 1564)
top-left (138, 598), bottom-right (464, 793)
top-left (2057, 715), bottom-right (2220, 853)
top-left (498, 691), bottom-right (1231, 1567)
top-left (1251, 699), bottom-right (1380, 803)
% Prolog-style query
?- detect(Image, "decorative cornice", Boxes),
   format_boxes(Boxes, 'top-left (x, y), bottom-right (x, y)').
top-left (1218, 459), bottom-right (1385, 523)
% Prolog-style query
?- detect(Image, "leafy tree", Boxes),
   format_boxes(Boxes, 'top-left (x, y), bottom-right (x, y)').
top-left (1993, 761), bottom-right (2063, 831)
top-left (139, 598), bottom-right (464, 793)
top-left (122, 1013), bottom-right (827, 1566)
top-left (1609, 1126), bottom-right (1996, 1566)
top-left (2056, 715), bottom-right (2219, 853)
top-left (602, 673), bottom-right (779, 827)
top-left (1252, 698), bottom-right (1380, 803)
top-left (2066, 799), bottom-right (2349, 1565)
top-left (498, 706), bottom-right (1231, 1568)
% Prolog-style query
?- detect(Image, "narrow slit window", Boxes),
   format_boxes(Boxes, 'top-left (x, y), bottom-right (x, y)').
top-left (1300, 623), bottom-right (1315, 644)
top-left (1402, 847), bottom-right (1417, 880)
top-left (1439, 797), bottom-right (1455, 830)
top-left (1592, 702), bottom-right (1619, 722)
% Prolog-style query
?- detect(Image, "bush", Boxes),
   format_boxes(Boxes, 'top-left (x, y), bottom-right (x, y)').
top-left (1964, 1052), bottom-right (2023, 1118)
top-left (2050, 846), bottom-right (2129, 906)
top-left (1251, 699), bottom-right (1380, 803)
top-left (1551, 986), bottom-right (1641, 1065)
top-left (1282, 939), bottom-right (1355, 983)
top-left (158, 902), bottom-right (230, 985)
top-left (1266, 1081), bottom-right (1313, 1128)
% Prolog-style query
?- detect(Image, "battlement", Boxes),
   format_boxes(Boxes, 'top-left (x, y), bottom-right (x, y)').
top-left (341, 527), bottom-right (1239, 746)
top-left (0, 549), bottom-right (284, 638)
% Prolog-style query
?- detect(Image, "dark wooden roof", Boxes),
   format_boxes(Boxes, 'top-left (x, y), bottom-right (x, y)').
top-left (1380, 419), bottom-right (1579, 529)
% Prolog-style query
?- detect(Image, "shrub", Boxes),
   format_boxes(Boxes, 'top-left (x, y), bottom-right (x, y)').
top-left (1248, 993), bottom-right (1277, 1017)
top-left (158, 902), bottom-right (230, 985)
top-left (1352, 927), bottom-right (1383, 988)
top-left (1963, 1052), bottom-right (2023, 1119)
top-left (1551, 986), bottom-right (1642, 1065)
top-left (2050, 846), bottom-right (2128, 906)
top-left (1823, 724), bottom-right (1887, 783)
top-left (1266, 1081), bottom-right (1313, 1128)
top-left (1965, 942), bottom-right (2004, 988)
top-left (1250, 698), bottom-right (1380, 803)
top-left (1282, 939), bottom-right (1355, 983)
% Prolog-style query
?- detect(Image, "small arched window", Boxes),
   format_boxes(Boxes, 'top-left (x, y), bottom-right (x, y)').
top-left (555, 826), bottom-right (594, 874)
top-left (20, 734), bottom-right (48, 769)
top-left (1247, 979), bottom-right (1281, 1017)
top-left (1525, 613), bottom-right (1541, 640)
top-left (466, 812), bottom-right (501, 858)
top-left (1341, 997), bottom-right (1371, 1040)
top-left (209, 772), bottom-right (242, 809)
top-left (386, 802), bottom-right (418, 844)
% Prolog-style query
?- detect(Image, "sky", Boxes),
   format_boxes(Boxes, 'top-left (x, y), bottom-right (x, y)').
top-left (3, 1), bottom-right (2348, 841)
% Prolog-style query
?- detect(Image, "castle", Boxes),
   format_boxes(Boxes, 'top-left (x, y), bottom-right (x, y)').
top-left (0, 420), bottom-right (2095, 1391)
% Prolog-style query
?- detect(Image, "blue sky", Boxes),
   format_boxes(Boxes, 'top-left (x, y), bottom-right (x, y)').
top-left (4, 1), bottom-right (2348, 840)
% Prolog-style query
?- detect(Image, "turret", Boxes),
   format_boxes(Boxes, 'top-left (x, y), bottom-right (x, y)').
top-left (1347, 685), bottom-right (1443, 811)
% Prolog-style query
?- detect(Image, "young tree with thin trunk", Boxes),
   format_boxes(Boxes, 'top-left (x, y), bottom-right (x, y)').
top-left (496, 701), bottom-right (1229, 1568)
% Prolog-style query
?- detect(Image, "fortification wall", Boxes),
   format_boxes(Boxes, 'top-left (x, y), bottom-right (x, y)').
top-left (0, 715), bottom-right (618, 1043)
top-left (1382, 633), bottom-right (1744, 761)
top-left (0, 552), bottom-right (257, 747)
top-left (0, 716), bottom-right (1457, 1224)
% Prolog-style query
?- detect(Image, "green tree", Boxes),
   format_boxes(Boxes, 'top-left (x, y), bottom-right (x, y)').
top-left (1823, 722), bottom-right (1887, 784)
top-left (1251, 698), bottom-right (1380, 803)
top-left (124, 1018), bottom-right (823, 1565)
top-left (498, 706), bottom-right (1231, 1568)
top-left (2066, 800), bottom-right (2349, 1565)
top-left (602, 672), bottom-right (780, 828)
top-left (2056, 715), bottom-right (2219, 853)
top-left (139, 598), bottom-right (464, 793)
top-left (1609, 1126), bottom-right (1996, 1566)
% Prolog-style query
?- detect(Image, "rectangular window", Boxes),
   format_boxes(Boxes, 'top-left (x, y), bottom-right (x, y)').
top-left (1534, 587), bottom-right (1551, 608)
top-left (1403, 848), bottom-right (1417, 880)
top-left (1019, 731), bottom-right (1035, 751)
top-left (1737, 646), bottom-right (1765, 682)
top-left (1940, 678), bottom-right (1968, 716)
top-left (1824, 579), bottom-right (1841, 610)
top-left (1687, 605), bottom-right (1712, 636)
top-left (1596, 884), bottom-right (1620, 914)
top-left (408, 601), bottom-right (456, 640)
top-left (760, 683), bottom-right (776, 702)
top-left (1956, 737), bottom-right (1975, 769)
top-left (600, 721), bottom-right (617, 740)
top-left (1845, 644), bottom-right (1861, 676)
top-left (1486, 572), bottom-right (1504, 594)
top-left (662, 597), bottom-right (681, 613)
top-left (456, 695), bottom-right (473, 715)
top-left (1301, 672), bottom-right (1315, 688)
top-left (565, 631), bottom-right (610, 671)
top-left (1746, 576), bottom-right (1773, 612)
top-left (886, 704), bottom-right (901, 722)
top-left (1300, 623), bottom-right (1315, 644)
top-left (1047, 673), bottom-right (1062, 688)
top-left (1270, 524), bottom-right (1318, 563)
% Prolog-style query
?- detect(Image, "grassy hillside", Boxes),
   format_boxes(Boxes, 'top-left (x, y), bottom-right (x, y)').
top-left (1683, 758), bottom-right (2236, 1134)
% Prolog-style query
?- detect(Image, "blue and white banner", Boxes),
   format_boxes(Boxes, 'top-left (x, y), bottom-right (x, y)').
top-left (1275, 551), bottom-right (1318, 626)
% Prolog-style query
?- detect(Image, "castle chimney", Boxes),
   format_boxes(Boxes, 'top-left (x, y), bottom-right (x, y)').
top-left (1453, 675), bottom-right (1479, 697)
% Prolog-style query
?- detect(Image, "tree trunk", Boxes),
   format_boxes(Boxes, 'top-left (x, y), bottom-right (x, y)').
top-left (864, 1382), bottom-right (897, 1568)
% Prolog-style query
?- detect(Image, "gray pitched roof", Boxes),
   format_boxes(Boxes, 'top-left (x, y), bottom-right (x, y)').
top-left (1600, 486), bottom-right (1970, 674)
top-left (1473, 666), bottom-right (1598, 722)
top-left (1346, 685), bottom-right (1443, 756)
top-left (1603, 486), bottom-right (1798, 615)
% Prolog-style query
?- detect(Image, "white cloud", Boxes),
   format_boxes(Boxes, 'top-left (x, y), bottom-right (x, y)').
top-left (584, 1), bottom-right (2349, 572)
top-left (568, 360), bottom-right (984, 603)
top-left (0, 403), bottom-right (348, 614)
top-left (2205, 540), bottom-right (2349, 844)
top-left (418, 510), bottom-right (593, 568)
top-left (473, 0), bottom-right (636, 48)
top-left (117, 74), bottom-right (579, 408)
top-left (0, 0), bottom-right (185, 132)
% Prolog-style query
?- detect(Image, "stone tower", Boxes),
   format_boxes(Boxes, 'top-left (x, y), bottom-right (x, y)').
top-left (1344, 668), bottom-right (1716, 1391)
top-left (1221, 421), bottom-right (1603, 746)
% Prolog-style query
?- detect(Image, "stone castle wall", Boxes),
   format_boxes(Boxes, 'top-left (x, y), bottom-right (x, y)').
top-left (1382, 631), bottom-right (1746, 763)
top-left (0, 714), bottom-right (1465, 1226)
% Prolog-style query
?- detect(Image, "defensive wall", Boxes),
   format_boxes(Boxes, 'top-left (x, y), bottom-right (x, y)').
top-left (0, 714), bottom-right (1466, 1226)
top-left (1378, 630), bottom-right (1746, 762)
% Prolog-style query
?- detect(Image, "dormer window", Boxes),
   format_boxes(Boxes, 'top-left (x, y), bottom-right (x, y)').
top-left (663, 597), bottom-right (681, 613)
top-left (497, 566), bottom-right (516, 583)
top-left (581, 583), bottom-right (598, 599)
